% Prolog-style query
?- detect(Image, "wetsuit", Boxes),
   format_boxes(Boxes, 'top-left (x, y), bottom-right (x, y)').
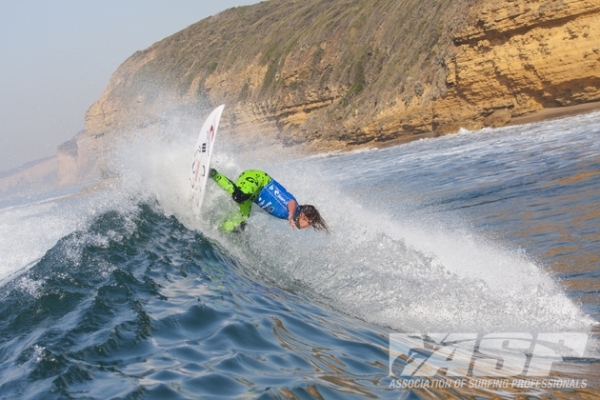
top-left (211, 169), bottom-right (301, 231)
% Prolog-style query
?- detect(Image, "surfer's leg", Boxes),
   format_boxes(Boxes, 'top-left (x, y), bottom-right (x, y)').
top-left (221, 200), bottom-right (252, 232)
top-left (221, 214), bottom-right (247, 232)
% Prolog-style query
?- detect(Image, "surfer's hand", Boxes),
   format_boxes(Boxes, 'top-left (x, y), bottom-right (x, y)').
top-left (287, 200), bottom-right (298, 230)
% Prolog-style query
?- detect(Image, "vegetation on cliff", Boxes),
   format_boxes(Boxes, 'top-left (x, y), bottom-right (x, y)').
top-left (125, 0), bottom-right (470, 102)
top-left (85, 0), bottom-right (600, 151)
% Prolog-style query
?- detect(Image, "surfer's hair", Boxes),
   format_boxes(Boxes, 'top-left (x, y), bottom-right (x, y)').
top-left (300, 205), bottom-right (330, 234)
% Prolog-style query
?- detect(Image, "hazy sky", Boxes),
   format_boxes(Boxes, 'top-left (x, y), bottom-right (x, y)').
top-left (0, 0), bottom-right (261, 172)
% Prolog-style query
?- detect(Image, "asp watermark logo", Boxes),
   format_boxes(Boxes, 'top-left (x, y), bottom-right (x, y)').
top-left (389, 332), bottom-right (590, 378)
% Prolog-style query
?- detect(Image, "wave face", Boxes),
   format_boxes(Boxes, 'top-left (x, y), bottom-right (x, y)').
top-left (0, 205), bottom-right (395, 399)
top-left (1, 110), bottom-right (599, 398)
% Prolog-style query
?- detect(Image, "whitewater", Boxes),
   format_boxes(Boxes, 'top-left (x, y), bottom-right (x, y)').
top-left (0, 109), bottom-right (599, 399)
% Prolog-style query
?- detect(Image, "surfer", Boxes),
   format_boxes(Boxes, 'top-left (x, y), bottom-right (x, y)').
top-left (210, 169), bottom-right (330, 233)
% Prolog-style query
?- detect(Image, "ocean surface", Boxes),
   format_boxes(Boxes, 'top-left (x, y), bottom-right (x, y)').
top-left (0, 110), bottom-right (599, 399)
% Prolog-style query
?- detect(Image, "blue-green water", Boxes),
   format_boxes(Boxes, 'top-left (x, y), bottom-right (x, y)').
top-left (1, 111), bottom-right (599, 399)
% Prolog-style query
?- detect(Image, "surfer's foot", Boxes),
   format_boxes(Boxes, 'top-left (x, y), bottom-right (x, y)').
top-left (232, 221), bottom-right (247, 233)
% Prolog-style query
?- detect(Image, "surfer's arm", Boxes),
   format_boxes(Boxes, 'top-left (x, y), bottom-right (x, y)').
top-left (287, 200), bottom-right (298, 229)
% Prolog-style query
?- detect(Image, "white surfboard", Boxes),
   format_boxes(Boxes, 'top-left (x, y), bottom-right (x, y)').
top-left (190, 104), bottom-right (225, 212)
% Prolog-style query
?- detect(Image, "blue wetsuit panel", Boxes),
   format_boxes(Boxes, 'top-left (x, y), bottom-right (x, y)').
top-left (255, 180), bottom-right (300, 219)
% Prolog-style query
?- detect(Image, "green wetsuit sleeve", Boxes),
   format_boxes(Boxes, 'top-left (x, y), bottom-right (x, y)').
top-left (211, 171), bottom-right (236, 194)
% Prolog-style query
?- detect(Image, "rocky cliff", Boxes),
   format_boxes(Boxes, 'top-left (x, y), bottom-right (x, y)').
top-left (0, 132), bottom-right (98, 197)
top-left (75, 0), bottom-right (600, 175)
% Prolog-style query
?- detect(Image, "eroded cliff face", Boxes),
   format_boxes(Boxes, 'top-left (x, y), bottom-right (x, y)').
top-left (436, 0), bottom-right (600, 131)
top-left (56, 134), bottom-right (99, 187)
top-left (334, 0), bottom-right (600, 143)
top-left (80, 0), bottom-right (600, 176)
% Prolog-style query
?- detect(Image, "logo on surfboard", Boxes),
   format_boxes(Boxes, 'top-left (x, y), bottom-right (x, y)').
top-left (190, 105), bottom-right (225, 211)
top-left (191, 125), bottom-right (216, 187)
